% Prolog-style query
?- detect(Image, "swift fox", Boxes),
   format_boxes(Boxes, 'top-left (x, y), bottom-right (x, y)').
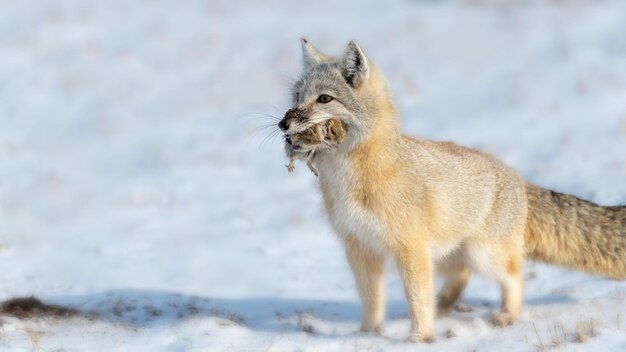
top-left (278, 38), bottom-right (626, 343)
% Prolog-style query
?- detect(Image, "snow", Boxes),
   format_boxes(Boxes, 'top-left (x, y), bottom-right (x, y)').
top-left (1, 0), bottom-right (625, 351)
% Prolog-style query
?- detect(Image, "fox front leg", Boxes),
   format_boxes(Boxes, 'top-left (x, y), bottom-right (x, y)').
top-left (342, 235), bottom-right (385, 333)
top-left (392, 241), bottom-right (435, 343)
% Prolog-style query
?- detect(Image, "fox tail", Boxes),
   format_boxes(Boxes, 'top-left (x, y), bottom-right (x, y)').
top-left (524, 184), bottom-right (626, 279)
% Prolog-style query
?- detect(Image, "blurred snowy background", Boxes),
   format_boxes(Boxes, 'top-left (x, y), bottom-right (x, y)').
top-left (0, 0), bottom-right (625, 351)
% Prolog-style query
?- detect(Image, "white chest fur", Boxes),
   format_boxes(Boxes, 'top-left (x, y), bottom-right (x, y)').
top-left (316, 153), bottom-right (388, 253)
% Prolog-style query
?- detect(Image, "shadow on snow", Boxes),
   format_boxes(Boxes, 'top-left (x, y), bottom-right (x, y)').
top-left (0, 289), bottom-right (575, 333)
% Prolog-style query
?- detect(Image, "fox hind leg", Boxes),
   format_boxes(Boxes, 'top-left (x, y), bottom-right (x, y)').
top-left (492, 251), bottom-right (524, 327)
top-left (465, 232), bottom-right (524, 327)
top-left (436, 255), bottom-right (471, 318)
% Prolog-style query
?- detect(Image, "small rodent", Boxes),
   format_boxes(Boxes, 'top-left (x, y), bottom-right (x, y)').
top-left (284, 119), bottom-right (346, 176)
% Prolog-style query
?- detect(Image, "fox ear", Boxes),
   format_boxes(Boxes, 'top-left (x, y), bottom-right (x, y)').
top-left (341, 40), bottom-right (369, 88)
top-left (301, 37), bottom-right (326, 70)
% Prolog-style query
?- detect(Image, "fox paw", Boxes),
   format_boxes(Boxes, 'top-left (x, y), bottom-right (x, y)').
top-left (360, 322), bottom-right (383, 334)
top-left (406, 333), bottom-right (435, 344)
top-left (454, 302), bottom-right (473, 313)
top-left (437, 302), bottom-right (472, 318)
top-left (491, 312), bottom-right (517, 327)
top-left (436, 307), bottom-right (450, 318)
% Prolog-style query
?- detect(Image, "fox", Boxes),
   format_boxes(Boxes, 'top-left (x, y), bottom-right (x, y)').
top-left (278, 38), bottom-right (626, 343)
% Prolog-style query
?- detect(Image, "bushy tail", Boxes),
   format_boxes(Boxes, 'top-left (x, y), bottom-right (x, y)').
top-left (524, 184), bottom-right (626, 279)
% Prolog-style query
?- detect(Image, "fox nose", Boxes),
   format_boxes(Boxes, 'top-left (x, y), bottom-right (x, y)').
top-left (278, 119), bottom-right (289, 131)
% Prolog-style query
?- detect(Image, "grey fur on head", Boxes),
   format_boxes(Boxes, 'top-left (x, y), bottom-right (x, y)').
top-left (300, 38), bottom-right (369, 88)
top-left (280, 39), bottom-right (381, 151)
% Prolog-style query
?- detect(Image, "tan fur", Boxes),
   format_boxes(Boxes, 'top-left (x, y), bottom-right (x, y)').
top-left (312, 67), bottom-right (528, 341)
top-left (281, 39), bottom-right (626, 342)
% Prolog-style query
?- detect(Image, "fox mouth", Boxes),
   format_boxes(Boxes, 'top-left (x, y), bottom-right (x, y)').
top-left (284, 135), bottom-right (303, 151)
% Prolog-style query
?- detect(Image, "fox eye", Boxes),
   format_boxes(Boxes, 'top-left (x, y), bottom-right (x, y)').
top-left (317, 94), bottom-right (333, 104)
top-left (294, 92), bottom-right (300, 102)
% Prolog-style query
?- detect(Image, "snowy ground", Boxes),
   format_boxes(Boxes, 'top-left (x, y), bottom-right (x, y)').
top-left (1, 0), bottom-right (626, 351)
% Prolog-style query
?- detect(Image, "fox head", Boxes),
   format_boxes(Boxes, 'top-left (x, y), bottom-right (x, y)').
top-left (279, 38), bottom-right (399, 151)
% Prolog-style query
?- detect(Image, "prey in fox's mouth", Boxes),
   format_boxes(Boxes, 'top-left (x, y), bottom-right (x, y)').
top-left (284, 135), bottom-right (302, 151)
top-left (283, 119), bottom-right (347, 176)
